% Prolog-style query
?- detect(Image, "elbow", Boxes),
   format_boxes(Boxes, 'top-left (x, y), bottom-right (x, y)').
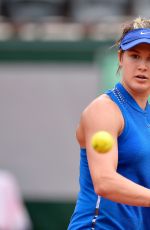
top-left (93, 175), bottom-right (114, 197)
top-left (94, 183), bottom-right (108, 197)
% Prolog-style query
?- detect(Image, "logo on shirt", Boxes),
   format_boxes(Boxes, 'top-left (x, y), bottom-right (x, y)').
top-left (140, 31), bottom-right (150, 35)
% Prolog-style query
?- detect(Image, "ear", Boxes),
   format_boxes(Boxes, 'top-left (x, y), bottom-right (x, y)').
top-left (118, 50), bottom-right (123, 67)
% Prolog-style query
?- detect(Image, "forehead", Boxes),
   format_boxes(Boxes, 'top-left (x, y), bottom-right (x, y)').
top-left (128, 43), bottom-right (150, 52)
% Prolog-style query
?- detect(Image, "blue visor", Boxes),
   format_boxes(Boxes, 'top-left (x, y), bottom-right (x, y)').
top-left (120, 28), bottom-right (150, 50)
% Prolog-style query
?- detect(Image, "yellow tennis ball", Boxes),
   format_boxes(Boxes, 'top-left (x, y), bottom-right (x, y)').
top-left (91, 131), bottom-right (114, 153)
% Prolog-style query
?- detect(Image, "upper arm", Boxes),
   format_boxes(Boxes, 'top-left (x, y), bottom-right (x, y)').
top-left (81, 95), bottom-right (124, 193)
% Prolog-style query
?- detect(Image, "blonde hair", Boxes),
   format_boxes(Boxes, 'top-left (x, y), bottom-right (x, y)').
top-left (116, 17), bottom-right (150, 48)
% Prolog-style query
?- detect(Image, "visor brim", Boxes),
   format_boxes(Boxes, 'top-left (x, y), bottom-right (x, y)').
top-left (120, 38), bottom-right (150, 50)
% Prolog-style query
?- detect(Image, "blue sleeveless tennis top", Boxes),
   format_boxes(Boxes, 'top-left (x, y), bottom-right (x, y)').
top-left (68, 82), bottom-right (150, 230)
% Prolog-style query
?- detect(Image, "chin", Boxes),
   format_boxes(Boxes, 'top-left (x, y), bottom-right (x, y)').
top-left (122, 80), bottom-right (150, 95)
top-left (131, 82), bottom-right (150, 94)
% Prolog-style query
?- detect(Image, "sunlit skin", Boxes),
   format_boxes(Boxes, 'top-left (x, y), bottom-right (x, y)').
top-left (118, 43), bottom-right (150, 110)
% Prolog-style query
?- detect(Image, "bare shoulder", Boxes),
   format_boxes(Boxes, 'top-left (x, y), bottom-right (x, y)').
top-left (76, 94), bottom-right (124, 147)
top-left (82, 94), bottom-right (123, 131)
top-left (86, 94), bottom-right (120, 111)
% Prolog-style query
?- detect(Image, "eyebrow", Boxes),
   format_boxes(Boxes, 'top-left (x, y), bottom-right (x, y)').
top-left (128, 47), bottom-right (150, 54)
top-left (128, 49), bottom-right (139, 53)
top-left (128, 50), bottom-right (150, 57)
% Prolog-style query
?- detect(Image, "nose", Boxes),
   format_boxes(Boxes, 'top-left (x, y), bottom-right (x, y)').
top-left (138, 60), bottom-right (148, 71)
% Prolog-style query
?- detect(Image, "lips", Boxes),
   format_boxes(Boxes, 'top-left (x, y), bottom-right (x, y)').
top-left (135, 75), bottom-right (148, 80)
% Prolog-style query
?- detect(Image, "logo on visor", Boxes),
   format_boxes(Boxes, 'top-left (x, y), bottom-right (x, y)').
top-left (141, 31), bottom-right (150, 35)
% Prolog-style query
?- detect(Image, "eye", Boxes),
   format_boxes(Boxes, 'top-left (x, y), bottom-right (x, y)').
top-left (131, 54), bottom-right (140, 59)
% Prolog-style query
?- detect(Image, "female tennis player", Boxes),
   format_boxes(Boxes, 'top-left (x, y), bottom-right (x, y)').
top-left (68, 17), bottom-right (150, 229)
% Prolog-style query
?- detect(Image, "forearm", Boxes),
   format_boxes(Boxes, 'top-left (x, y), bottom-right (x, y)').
top-left (96, 172), bottom-right (150, 207)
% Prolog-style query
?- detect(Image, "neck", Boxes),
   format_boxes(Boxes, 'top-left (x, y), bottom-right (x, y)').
top-left (121, 81), bottom-right (149, 110)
